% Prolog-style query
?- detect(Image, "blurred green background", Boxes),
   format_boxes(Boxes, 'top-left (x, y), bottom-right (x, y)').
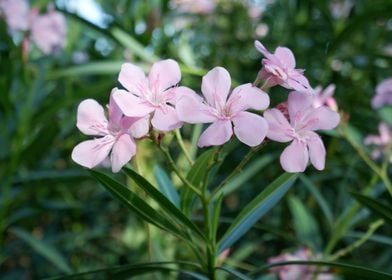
top-left (1, 0), bottom-right (391, 279)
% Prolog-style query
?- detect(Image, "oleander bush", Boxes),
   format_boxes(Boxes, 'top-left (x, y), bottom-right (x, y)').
top-left (0, 0), bottom-right (391, 279)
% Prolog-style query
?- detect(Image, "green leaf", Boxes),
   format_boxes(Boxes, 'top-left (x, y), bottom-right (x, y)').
top-left (256, 260), bottom-right (392, 280)
top-left (218, 173), bottom-right (298, 253)
top-left (9, 227), bottom-right (72, 274)
top-left (89, 170), bottom-right (186, 240)
top-left (47, 261), bottom-right (203, 280)
top-left (350, 192), bottom-right (392, 225)
top-left (211, 154), bottom-right (275, 200)
top-left (154, 165), bottom-right (180, 208)
top-left (181, 149), bottom-right (217, 215)
top-left (216, 266), bottom-right (252, 280)
top-left (111, 27), bottom-right (158, 63)
top-left (211, 194), bottom-right (224, 244)
top-left (300, 174), bottom-right (333, 226)
top-left (48, 61), bottom-right (124, 78)
top-left (123, 167), bottom-right (205, 240)
top-left (288, 196), bottom-right (322, 251)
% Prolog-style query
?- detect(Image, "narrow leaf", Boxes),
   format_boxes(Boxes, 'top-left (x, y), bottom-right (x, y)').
top-left (10, 227), bottom-right (72, 274)
top-left (89, 170), bottom-right (186, 239)
top-left (288, 196), bottom-right (322, 251)
top-left (154, 165), bottom-right (180, 208)
top-left (300, 174), bottom-right (333, 226)
top-left (48, 261), bottom-right (202, 280)
top-left (212, 154), bottom-right (275, 200)
top-left (181, 149), bottom-right (217, 215)
top-left (216, 266), bottom-right (252, 280)
top-left (218, 173), bottom-right (298, 253)
top-left (350, 192), bottom-right (392, 225)
top-left (123, 167), bottom-right (205, 240)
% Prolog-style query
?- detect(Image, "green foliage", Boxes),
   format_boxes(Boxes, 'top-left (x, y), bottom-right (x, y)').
top-left (1, 0), bottom-right (391, 278)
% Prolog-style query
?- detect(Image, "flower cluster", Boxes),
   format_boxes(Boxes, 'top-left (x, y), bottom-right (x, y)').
top-left (0, 0), bottom-right (66, 55)
top-left (364, 77), bottom-right (392, 162)
top-left (72, 41), bottom-right (340, 173)
top-left (268, 248), bottom-right (333, 280)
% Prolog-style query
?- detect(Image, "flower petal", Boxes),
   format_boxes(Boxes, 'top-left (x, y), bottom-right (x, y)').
top-left (151, 106), bottom-right (182, 131)
top-left (287, 91), bottom-right (314, 124)
top-left (76, 99), bottom-right (109, 136)
top-left (113, 89), bottom-right (154, 117)
top-left (148, 59), bottom-right (181, 93)
top-left (264, 109), bottom-right (293, 142)
top-left (254, 40), bottom-right (271, 58)
top-left (232, 111), bottom-right (268, 147)
top-left (306, 132), bottom-right (326, 170)
top-left (286, 71), bottom-right (311, 91)
top-left (303, 106), bottom-right (340, 131)
top-left (198, 120), bottom-right (233, 147)
top-left (111, 134), bottom-right (136, 173)
top-left (108, 88), bottom-right (123, 127)
top-left (229, 83), bottom-right (270, 113)
top-left (128, 116), bottom-right (150, 138)
top-left (280, 139), bottom-right (308, 173)
top-left (201, 66), bottom-right (231, 108)
top-left (71, 136), bottom-right (114, 169)
top-left (118, 62), bottom-right (147, 95)
top-left (274, 46), bottom-right (296, 69)
top-left (176, 87), bottom-right (216, 123)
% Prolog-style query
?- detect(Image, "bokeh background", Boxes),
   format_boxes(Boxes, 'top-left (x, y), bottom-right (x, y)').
top-left (1, 0), bottom-right (391, 279)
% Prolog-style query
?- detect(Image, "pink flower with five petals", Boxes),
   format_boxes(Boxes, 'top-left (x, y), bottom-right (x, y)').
top-left (113, 59), bottom-right (184, 132)
top-left (176, 66), bottom-right (270, 147)
top-left (0, 0), bottom-right (29, 32)
top-left (264, 91), bottom-right (340, 173)
top-left (30, 7), bottom-right (67, 54)
top-left (254, 40), bottom-right (311, 91)
top-left (372, 78), bottom-right (392, 109)
top-left (312, 84), bottom-right (338, 111)
top-left (269, 248), bottom-right (333, 280)
top-left (364, 122), bottom-right (392, 162)
top-left (72, 89), bottom-right (149, 173)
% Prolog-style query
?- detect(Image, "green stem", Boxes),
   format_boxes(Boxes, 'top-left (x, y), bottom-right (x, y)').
top-left (328, 219), bottom-right (384, 261)
top-left (210, 144), bottom-right (265, 200)
top-left (175, 129), bottom-right (194, 165)
top-left (157, 145), bottom-right (202, 197)
top-left (342, 126), bottom-right (392, 197)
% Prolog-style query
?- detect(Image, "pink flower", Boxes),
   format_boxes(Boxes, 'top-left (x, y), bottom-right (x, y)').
top-left (264, 91), bottom-right (340, 172)
top-left (364, 122), bottom-right (392, 162)
top-left (0, 0), bottom-right (29, 32)
top-left (254, 40), bottom-right (311, 91)
top-left (176, 67), bottom-right (269, 147)
top-left (72, 89), bottom-right (149, 173)
top-left (113, 59), bottom-right (184, 132)
top-left (269, 248), bottom-right (333, 280)
top-left (30, 8), bottom-right (67, 54)
top-left (372, 78), bottom-right (392, 108)
top-left (173, 0), bottom-right (216, 15)
top-left (312, 84), bottom-right (338, 111)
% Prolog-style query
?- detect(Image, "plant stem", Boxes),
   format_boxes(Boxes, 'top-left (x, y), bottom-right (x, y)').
top-left (175, 129), bottom-right (194, 165)
top-left (210, 144), bottom-right (265, 200)
top-left (342, 126), bottom-right (392, 197)
top-left (328, 219), bottom-right (384, 261)
top-left (157, 145), bottom-right (202, 197)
